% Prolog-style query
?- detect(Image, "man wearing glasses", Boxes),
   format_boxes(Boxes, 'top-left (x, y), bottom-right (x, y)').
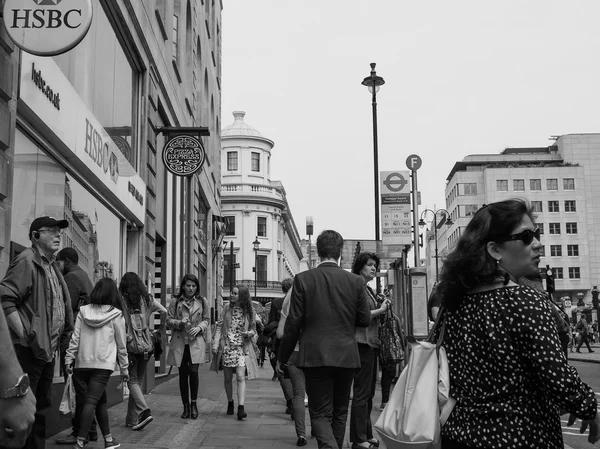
top-left (0, 216), bottom-right (74, 449)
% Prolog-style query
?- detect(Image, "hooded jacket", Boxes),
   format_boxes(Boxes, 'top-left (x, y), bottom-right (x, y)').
top-left (65, 304), bottom-right (129, 375)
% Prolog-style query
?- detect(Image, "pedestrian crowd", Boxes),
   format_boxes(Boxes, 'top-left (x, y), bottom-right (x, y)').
top-left (1, 201), bottom-right (599, 449)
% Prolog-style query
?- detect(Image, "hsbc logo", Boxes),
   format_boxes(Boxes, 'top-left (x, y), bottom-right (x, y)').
top-left (32, 0), bottom-right (63, 5)
top-left (2, 0), bottom-right (93, 56)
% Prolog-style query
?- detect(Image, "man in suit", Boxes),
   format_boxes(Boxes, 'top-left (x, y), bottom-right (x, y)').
top-left (279, 230), bottom-right (371, 449)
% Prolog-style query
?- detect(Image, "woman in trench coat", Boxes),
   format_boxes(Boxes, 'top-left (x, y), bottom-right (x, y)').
top-left (211, 285), bottom-right (259, 421)
top-left (167, 274), bottom-right (210, 420)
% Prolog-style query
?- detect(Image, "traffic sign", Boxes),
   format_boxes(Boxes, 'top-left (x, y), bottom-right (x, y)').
top-left (380, 170), bottom-right (412, 245)
top-left (406, 154), bottom-right (422, 171)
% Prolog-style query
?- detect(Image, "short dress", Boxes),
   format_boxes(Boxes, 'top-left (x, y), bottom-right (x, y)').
top-left (222, 306), bottom-right (246, 368)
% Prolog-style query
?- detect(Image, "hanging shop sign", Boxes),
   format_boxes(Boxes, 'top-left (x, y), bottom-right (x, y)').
top-left (3, 0), bottom-right (93, 56)
top-left (162, 135), bottom-right (206, 176)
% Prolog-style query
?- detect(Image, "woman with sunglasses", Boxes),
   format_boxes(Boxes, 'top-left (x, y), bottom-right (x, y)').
top-left (436, 199), bottom-right (599, 449)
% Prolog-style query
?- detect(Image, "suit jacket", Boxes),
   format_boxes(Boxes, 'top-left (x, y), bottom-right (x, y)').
top-left (278, 261), bottom-right (371, 368)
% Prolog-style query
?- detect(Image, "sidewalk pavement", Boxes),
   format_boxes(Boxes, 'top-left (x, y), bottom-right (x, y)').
top-left (568, 342), bottom-right (600, 364)
top-left (48, 363), bottom-right (389, 449)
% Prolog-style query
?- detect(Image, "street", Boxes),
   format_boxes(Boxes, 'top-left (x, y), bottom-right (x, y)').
top-left (562, 360), bottom-right (600, 449)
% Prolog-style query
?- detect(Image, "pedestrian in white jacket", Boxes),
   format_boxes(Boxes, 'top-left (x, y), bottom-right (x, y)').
top-left (65, 278), bottom-right (129, 449)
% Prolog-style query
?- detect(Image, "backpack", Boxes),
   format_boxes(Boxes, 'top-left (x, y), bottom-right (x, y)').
top-left (124, 300), bottom-right (154, 357)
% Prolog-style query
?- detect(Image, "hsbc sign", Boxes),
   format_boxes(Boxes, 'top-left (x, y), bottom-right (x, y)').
top-left (3, 0), bottom-right (93, 56)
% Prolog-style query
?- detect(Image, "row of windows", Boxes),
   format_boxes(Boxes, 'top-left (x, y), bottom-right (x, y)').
top-left (226, 151), bottom-right (260, 172)
top-left (224, 216), bottom-right (267, 237)
top-left (542, 267), bottom-right (581, 279)
top-left (497, 178), bottom-right (575, 192)
top-left (531, 200), bottom-right (576, 213)
top-left (540, 244), bottom-right (580, 257)
top-left (539, 222), bottom-right (578, 234)
top-left (223, 254), bottom-right (267, 285)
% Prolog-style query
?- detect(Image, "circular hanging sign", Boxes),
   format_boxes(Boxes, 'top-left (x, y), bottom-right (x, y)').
top-left (162, 135), bottom-right (206, 177)
top-left (3, 0), bottom-right (94, 56)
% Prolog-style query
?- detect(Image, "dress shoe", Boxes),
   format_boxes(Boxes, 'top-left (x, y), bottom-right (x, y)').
top-left (296, 436), bottom-right (307, 446)
top-left (590, 350), bottom-right (595, 353)
top-left (181, 404), bottom-right (190, 419)
top-left (190, 402), bottom-right (199, 419)
top-left (227, 400), bottom-right (235, 415)
top-left (367, 438), bottom-right (380, 447)
top-left (351, 443), bottom-right (375, 449)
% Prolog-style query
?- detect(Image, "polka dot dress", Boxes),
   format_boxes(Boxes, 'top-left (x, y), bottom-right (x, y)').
top-left (441, 285), bottom-right (597, 449)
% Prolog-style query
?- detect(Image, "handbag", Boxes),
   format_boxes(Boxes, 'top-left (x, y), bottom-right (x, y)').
top-left (374, 308), bottom-right (455, 449)
top-left (151, 329), bottom-right (163, 359)
top-left (379, 309), bottom-right (404, 366)
top-left (59, 373), bottom-right (76, 415)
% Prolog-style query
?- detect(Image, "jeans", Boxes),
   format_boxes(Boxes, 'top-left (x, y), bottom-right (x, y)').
top-left (350, 344), bottom-right (377, 445)
top-left (179, 345), bottom-right (199, 403)
top-left (11, 345), bottom-right (55, 449)
top-left (577, 334), bottom-right (593, 352)
top-left (75, 369), bottom-right (112, 441)
top-left (380, 362), bottom-right (397, 404)
top-left (303, 366), bottom-right (355, 449)
top-left (288, 353), bottom-right (306, 438)
top-left (71, 371), bottom-right (98, 437)
top-left (126, 353), bottom-right (151, 425)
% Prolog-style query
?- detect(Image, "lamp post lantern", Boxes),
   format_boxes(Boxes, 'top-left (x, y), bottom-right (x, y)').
top-left (419, 208), bottom-right (453, 282)
top-left (253, 237), bottom-right (260, 302)
top-left (362, 62), bottom-right (385, 246)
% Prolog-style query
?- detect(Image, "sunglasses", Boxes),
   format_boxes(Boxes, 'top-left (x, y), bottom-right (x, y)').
top-left (497, 228), bottom-right (541, 245)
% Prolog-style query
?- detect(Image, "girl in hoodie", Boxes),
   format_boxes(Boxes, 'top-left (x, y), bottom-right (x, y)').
top-left (65, 278), bottom-right (129, 449)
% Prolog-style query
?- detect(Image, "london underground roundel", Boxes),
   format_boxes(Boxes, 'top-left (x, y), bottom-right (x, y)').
top-left (3, 0), bottom-right (93, 56)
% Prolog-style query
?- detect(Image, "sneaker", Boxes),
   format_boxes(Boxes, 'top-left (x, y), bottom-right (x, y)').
top-left (132, 409), bottom-right (153, 431)
top-left (56, 434), bottom-right (78, 445)
top-left (104, 437), bottom-right (120, 449)
top-left (379, 402), bottom-right (387, 411)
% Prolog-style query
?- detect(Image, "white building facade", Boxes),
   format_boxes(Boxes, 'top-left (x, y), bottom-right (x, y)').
top-left (220, 111), bottom-right (303, 304)
top-left (440, 134), bottom-right (600, 322)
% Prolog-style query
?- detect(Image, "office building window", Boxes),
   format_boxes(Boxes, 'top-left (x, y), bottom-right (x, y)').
top-left (550, 245), bottom-right (562, 257)
top-left (513, 179), bottom-right (525, 191)
top-left (539, 245), bottom-right (545, 257)
top-left (257, 217), bottom-right (267, 237)
top-left (224, 216), bottom-right (235, 236)
top-left (568, 267), bottom-right (581, 279)
top-left (530, 179), bottom-right (541, 190)
top-left (538, 223), bottom-right (544, 234)
top-left (566, 223), bottom-right (578, 234)
top-left (462, 183), bottom-right (477, 195)
top-left (554, 267), bottom-right (563, 279)
top-left (547, 179), bottom-right (558, 190)
top-left (548, 201), bottom-right (559, 212)
top-left (563, 178), bottom-right (575, 190)
top-left (549, 223), bottom-right (560, 234)
top-left (496, 180), bottom-right (508, 191)
top-left (224, 254), bottom-right (237, 286)
top-left (227, 152), bottom-right (238, 171)
top-left (567, 245), bottom-right (579, 256)
top-left (251, 152), bottom-right (260, 172)
top-left (172, 14), bottom-right (179, 59)
top-left (565, 200), bottom-right (576, 212)
top-left (532, 201), bottom-right (542, 212)
top-left (256, 255), bottom-right (267, 287)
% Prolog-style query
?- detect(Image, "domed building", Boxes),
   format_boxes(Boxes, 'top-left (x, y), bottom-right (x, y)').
top-left (220, 111), bottom-right (303, 304)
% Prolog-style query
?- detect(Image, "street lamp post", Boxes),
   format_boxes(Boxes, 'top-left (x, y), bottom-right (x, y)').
top-left (253, 237), bottom-right (260, 302)
top-left (306, 216), bottom-right (314, 269)
top-left (419, 209), bottom-right (453, 282)
top-left (362, 63), bottom-right (385, 246)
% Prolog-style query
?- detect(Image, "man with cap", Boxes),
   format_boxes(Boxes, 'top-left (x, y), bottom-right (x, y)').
top-left (0, 216), bottom-right (74, 449)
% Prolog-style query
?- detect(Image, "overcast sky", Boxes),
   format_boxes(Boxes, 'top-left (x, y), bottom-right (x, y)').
top-left (221, 1), bottom-right (600, 244)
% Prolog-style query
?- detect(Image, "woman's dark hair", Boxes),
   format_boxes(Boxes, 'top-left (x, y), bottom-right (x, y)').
top-left (234, 284), bottom-right (254, 320)
top-left (176, 274), bottom-right (200, 301)
top-left (439, 199), bottom-right (535, 310)
top-left (351, 252), bottom-right (380, 276)
top-left (119, 272), bottom-right (151, 311)
top-left (89, 278), bottom-right (122, 311)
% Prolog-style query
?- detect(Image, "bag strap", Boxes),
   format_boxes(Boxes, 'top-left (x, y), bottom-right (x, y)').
top-left (426, 305), bottom-right (446, 346)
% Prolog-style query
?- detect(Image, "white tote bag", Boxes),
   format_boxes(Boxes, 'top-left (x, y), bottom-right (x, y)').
top-left (375, 318), bottom-right (455, 449)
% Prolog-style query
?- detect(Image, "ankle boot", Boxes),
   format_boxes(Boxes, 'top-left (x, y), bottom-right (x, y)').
top-left (227, 400), bottom-right (234, 415)
top-left (237, 405), bottom-right (247, 421)
top-left (190, 402), bottom-right (198, 419)
top-left (181, 404), bottom-right (190, 419)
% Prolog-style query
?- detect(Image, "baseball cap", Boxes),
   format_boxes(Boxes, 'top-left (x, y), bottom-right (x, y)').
top-left (29, 216), bottom-right (69, 238)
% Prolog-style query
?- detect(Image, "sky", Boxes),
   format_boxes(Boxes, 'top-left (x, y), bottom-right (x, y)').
top-left (221, 1), bottom-right (600, 243)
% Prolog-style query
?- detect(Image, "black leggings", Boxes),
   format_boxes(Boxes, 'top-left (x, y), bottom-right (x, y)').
top-left (179, 345), bottom-right (199, 404)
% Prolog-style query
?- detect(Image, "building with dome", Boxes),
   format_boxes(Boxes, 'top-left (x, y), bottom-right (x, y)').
top-left (220, 111), bottom-right (303, 305)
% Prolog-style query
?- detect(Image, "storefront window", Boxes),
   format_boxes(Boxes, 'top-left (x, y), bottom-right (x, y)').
top-left (11, 130), bottom-right (124, 377)
top-left (53, 2), bottom-right (137, 167)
